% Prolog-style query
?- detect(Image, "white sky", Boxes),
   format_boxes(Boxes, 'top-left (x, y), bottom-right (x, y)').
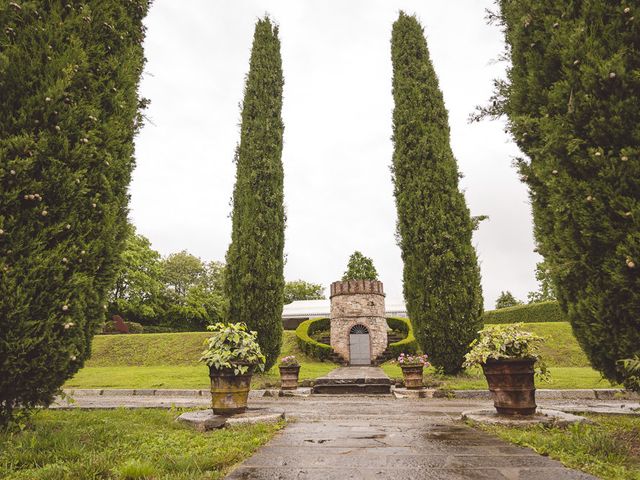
top-left (130, 0), bottom-right (541, 308)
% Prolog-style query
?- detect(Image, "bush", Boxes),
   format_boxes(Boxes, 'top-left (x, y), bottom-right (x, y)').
top-left (139, 325), bottom-right (183, 334)
top-left (295, 318), bottom-right (332, 361)
top-left (483, 301), bottom-right (567, 325)
top-left (385, 317), bottom-right (418, 358)
top-left (124, 322), bottom-right (144, 334)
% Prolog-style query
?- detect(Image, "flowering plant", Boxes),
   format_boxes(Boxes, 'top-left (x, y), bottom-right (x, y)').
top-left (397, 353), bottom-right (430, 367)
top-left (279, 355), bottom-right (299, 367)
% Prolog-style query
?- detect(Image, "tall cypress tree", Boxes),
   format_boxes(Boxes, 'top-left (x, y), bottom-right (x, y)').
top-left (479, 2), bottom-right (640, 383)
top-left (0, 1), bottom-right (149, 426)
top-left (225, 17), bottom-right (285, 370)
top-left (391, 12), bottom-right (483, 374)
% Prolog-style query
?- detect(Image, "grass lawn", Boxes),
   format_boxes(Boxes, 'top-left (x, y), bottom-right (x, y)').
top-left (66, 322), bottom-right (615, 390)
top-left (0, 409), bottom-right (283, 480)
top-left (476, 414), bottom-right (640, 480)
top-left (67, 330), bottom-right (336, 389)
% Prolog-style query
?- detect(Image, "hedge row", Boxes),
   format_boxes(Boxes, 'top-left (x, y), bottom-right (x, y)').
top-left (386, 317), bottom-right (418, 358)
top-left (295, 316), bottom-right (419, 362)
top-left (295, 318), bottom-right (333, 361)
top-left (482, 301), bottom-right (568, 325)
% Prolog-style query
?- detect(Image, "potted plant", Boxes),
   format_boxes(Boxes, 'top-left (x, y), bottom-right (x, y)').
top-left (464, 323), bottom-right (548, 416)
top-left (398, 353), bottom-right (430, 389)
top-left (200, 322), bottom-right (265, 415)
top-left (278, 355), bottom-right (300, 390)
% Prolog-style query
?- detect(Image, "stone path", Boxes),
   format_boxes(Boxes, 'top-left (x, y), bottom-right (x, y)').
top-left (224, 396), bottom-right (597, 479)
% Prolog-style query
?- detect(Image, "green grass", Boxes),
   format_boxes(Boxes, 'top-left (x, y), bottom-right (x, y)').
top-left (477, 414), bottom-right (640, 480)
top-left (67, 322), bottom-right (612, 390)
top-left (0, 409), bottom-right (283, 480)
top-left (68, 330), bottom-right (337, 389)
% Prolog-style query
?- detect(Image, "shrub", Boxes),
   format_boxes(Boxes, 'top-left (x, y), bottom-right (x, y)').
top-left (295, 318), bottom-right (332, 361)
top-left (224, 17), bottom-right (285, 371)
top-left (483, 301), bottom-right (568, 325)
top-left (390, 12), bottom-right (483, 374)
top-left (0, 1), bottom-right (149, 427)
top-left (479, 0), bottom-right (640, 385)
top-left (125, 322), bottom-right (144, 334)
top-left (385, 317), bottom-right (418, 358)
top-left (200, 323), bottom-right (265, 375)
top-left (464, 323), bottom-right (549, 379)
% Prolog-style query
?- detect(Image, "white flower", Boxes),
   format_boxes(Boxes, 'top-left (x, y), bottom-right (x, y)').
top-left (595, 151), bottom-right (602, 156)
top-left (70, 355), bottom-right (76, 361)
top-left (64, 322), bottom-right (74, 329)
top-left (66, 224), bottom-right (71, 229)
top-left (41, 210), bottom-right (48, 216)
top-left (552, 170), bottom-right (558, 174)
top-left (621, 156), bottom-right (628, 161)
top-left (609, 72), bottom-right (616, 78)
top-left (62, 305), bottom-right (69, 311)
top-left (624, 7), bottom-right (631, 13)
top-left (0, 229), bottom-right (4, 235)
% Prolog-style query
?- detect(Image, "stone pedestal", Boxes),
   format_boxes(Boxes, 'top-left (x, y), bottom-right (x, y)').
top-left (329, 279), bottom-right (387, 365)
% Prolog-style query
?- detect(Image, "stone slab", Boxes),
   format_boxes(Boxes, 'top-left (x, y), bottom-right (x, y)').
top-left (461, 408), bottom-right (590, 427)
top-left (177, 407), bottom-right (285, 432)
top-left (393, 387), bottom-right (436, 399)
top-left (279, 387), bottom-right (312, 397)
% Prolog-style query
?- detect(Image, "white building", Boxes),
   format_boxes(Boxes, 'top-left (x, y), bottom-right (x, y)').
top-left (281, 298), bottom-right (408, 329)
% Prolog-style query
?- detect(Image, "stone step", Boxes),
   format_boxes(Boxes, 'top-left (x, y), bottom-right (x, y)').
top-left (312, 367), bottom-right (392, 395)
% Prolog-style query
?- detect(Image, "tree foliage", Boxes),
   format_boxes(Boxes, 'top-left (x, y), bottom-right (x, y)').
top-left (0, 1), bottom-right (149, 426)
top-left (108, 231), bottom-right (225, 331)
top-left (225, 17), bottom-right (285, 371)
top-left (341, 251), bottom-right (378, 281)
top-left (391, 12), bottom-right (484, 375)
top-left (527, 261), bottom-right (557, 304)
top-left (495, 291), bottom-right (523, 309)
top-left (481, 1), bottom-right (640, 383)
top-left (284, 280), bottom-right (325, 304)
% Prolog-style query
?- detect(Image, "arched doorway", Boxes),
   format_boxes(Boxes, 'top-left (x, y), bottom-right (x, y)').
top-left (349, 324), bottom-right (371, 365)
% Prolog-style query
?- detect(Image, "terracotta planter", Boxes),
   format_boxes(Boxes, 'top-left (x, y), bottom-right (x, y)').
top-left (279, 365), bottom-right (300, 390)
top-left (401, 365), bottom-right (424, 389)
top-left (209, 366), bottom-right (253, 415)
top-left (482, 358), bottom-right (537, 416)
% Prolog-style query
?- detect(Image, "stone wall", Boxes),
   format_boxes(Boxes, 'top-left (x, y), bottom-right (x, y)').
top-left (330, 280), bottom-right (387, 364)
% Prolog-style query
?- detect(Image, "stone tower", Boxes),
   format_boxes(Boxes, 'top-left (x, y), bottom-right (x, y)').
top-left (329, 279), bottom-right (388, 365)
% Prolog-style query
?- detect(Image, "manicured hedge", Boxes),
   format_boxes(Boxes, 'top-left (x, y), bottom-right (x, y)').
top-left (295, 318), bottom-right (332, 361)
top-left (386, 317), bottom-right (418, 358)
top-left (482, 301), bottom-right (568, 325)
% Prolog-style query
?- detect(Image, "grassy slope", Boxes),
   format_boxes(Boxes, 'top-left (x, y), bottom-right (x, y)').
top-left (67, 322), bottom-right (614, 390)
top-left (478, 414), bottom-right (640, 480)
top-left (0, 409), bottom-right (282, 480)
top-left (68, 331), bottom-right (336, 389)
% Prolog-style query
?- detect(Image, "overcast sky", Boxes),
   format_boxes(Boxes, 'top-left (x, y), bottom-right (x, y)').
top-left (130, 0), bottom-right (541, 308)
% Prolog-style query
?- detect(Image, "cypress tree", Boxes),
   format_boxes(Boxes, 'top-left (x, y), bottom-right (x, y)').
top-left (479, 2), bottom-right (640, 383)
top-left (225, 17), bottom-right (285, 371)
top-left (391, 12), bottom-right (484, 374)
top-left (0, 1), bottom-right (149, 426)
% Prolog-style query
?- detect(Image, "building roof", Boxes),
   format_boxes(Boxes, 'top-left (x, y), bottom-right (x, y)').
top-left (282, 299), bottom-right (408, 318)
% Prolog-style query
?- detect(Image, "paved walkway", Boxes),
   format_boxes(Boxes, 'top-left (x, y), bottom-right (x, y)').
top-left (224, 396), bottom-right (597, 480)
top-left (54, 392), bottom-right (611, 479)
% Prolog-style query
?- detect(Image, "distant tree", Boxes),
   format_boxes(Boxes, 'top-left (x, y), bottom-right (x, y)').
top-left (495, 291), bottom-right (523, 309)
top-left (225, 17), bottom-right (285, 370)
top-left (162, 251), bottom-right (205, 298)
top-left (109, 226), bottom-right (164, 323)
top-left (342, 251), bottom-right (379, 281)
top-left (284, 280), bottom-right (325, 304)
top-left (477, 1), bottom-right (640, 384)
top-left (391, 12), bottom-right (483, 375)
top-left (0, 1), bottom-right (149, 427)
top-left (527, 261), bottom-right (557, 304)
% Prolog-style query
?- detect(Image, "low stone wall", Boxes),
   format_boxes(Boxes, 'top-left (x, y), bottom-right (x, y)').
top-left (330, 280), bottom-right (387, 363)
